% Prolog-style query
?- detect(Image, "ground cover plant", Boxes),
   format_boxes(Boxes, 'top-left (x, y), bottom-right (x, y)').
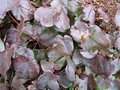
top-left (0, 0), bottom-right (120, 90)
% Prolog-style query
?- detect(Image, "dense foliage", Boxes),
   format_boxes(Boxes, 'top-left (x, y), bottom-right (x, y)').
top-left (0, 0), bottom-right (120, 90)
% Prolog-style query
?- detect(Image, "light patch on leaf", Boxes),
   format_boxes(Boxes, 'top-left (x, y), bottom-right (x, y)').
top-left (0, 39), bottom-right (5, 52)
top-left (115, 3), bottom-right (120, 27)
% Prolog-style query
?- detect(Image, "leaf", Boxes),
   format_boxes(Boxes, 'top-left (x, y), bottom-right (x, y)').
top-left (65, 59), bottom-right (75, 81)
top-left (98, 7), bottom-right (110, 22)
top-left (14, 55), bottom-right (39, 79)
top-left (54, 7), bottom-right (70, 30)
top-left (72, 49), bottom-right (81, 65)
top-left (81, 31), bottom-right (111, 51)
top-left (0, 45), bottom-right (12, 78)
top-left (34, 6), bottom-right (70, 30)
top-left (47, 44), bottom-right (65, 62)
top-left (39, 27), bottom-right (57, 45)
top-left (50, 0), bottom-right (68, 12)
top-left (67, 0), bottom-right (79, 13)
top-left (80, 51), bottom-right (97, 59)
top-left (12, 0), bottom-right (34, 20)
top-left (34, 6), bottom-right (56, 27)
top-left (90, 31), bottom-right (111, 48)
top-left (70, 21), bottom-right (89, 42)
top-left (58, 70), bottom-right (72, 88)
top-left (83, 4), bottom-right (95, 24)
top-left (114, 3), bottom-right (120, 27)
top-left (37, 72), bottom-right (59, 90)
top-left (13, 46), bottom-right (34, 59)
top-left (47, 35), bottom-right (73, 61)
top-left (91, 55), bottom-right (113, 75)
top-left (30, 0), bottom-right (42, 7)
top-left (27, 81), bottom-right (37, 90)
top-left (0, 0), bottom-right (19, 19)
top-left (108, 80), bottom-right (120, 90)
top-left (47, 80), bottom-right (59, 90)
top-left (111, 59), bottom-right (120, 75)
top-left (54, 35), bottom-right (74, 55)
top-left (11, 75), bottom-right (26, 90)
top-left (75, 75), bottom-right (88, 90)
top-left (0, 83), bottom-right (8, 90)
top-left (6, 27), bottom-right (17, 45)
top-left (41, 60), bottom-right (54, 72)
top-left (114, 37), bottom-right (120, 51)
top-left (0, 39), bottom-right (5, 52)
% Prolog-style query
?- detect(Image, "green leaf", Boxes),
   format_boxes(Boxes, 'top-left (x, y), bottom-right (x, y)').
top-left (33, 49), bottom-right (39, 60)
top-left (69, 84), bottom-right (74, 90)
top-left (31, 0), bottom-right (42, 7)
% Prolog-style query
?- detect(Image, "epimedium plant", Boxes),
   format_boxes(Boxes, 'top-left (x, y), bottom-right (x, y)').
top-left (0, 0), bottom-right (120, 90)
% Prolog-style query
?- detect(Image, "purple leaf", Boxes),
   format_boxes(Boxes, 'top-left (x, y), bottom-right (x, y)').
top-left (0, 45), bottom-right (12, 78)
top-left (83, 4), bottom-right (95, 24)
top-left (65, 59), bottom-right (75, 81)
top-left (34, 6), bottom-right (56, 27)
top-left (37, 72), bottom-right (59, 90)
top-left (14, 55), bottom-right (39, 79)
